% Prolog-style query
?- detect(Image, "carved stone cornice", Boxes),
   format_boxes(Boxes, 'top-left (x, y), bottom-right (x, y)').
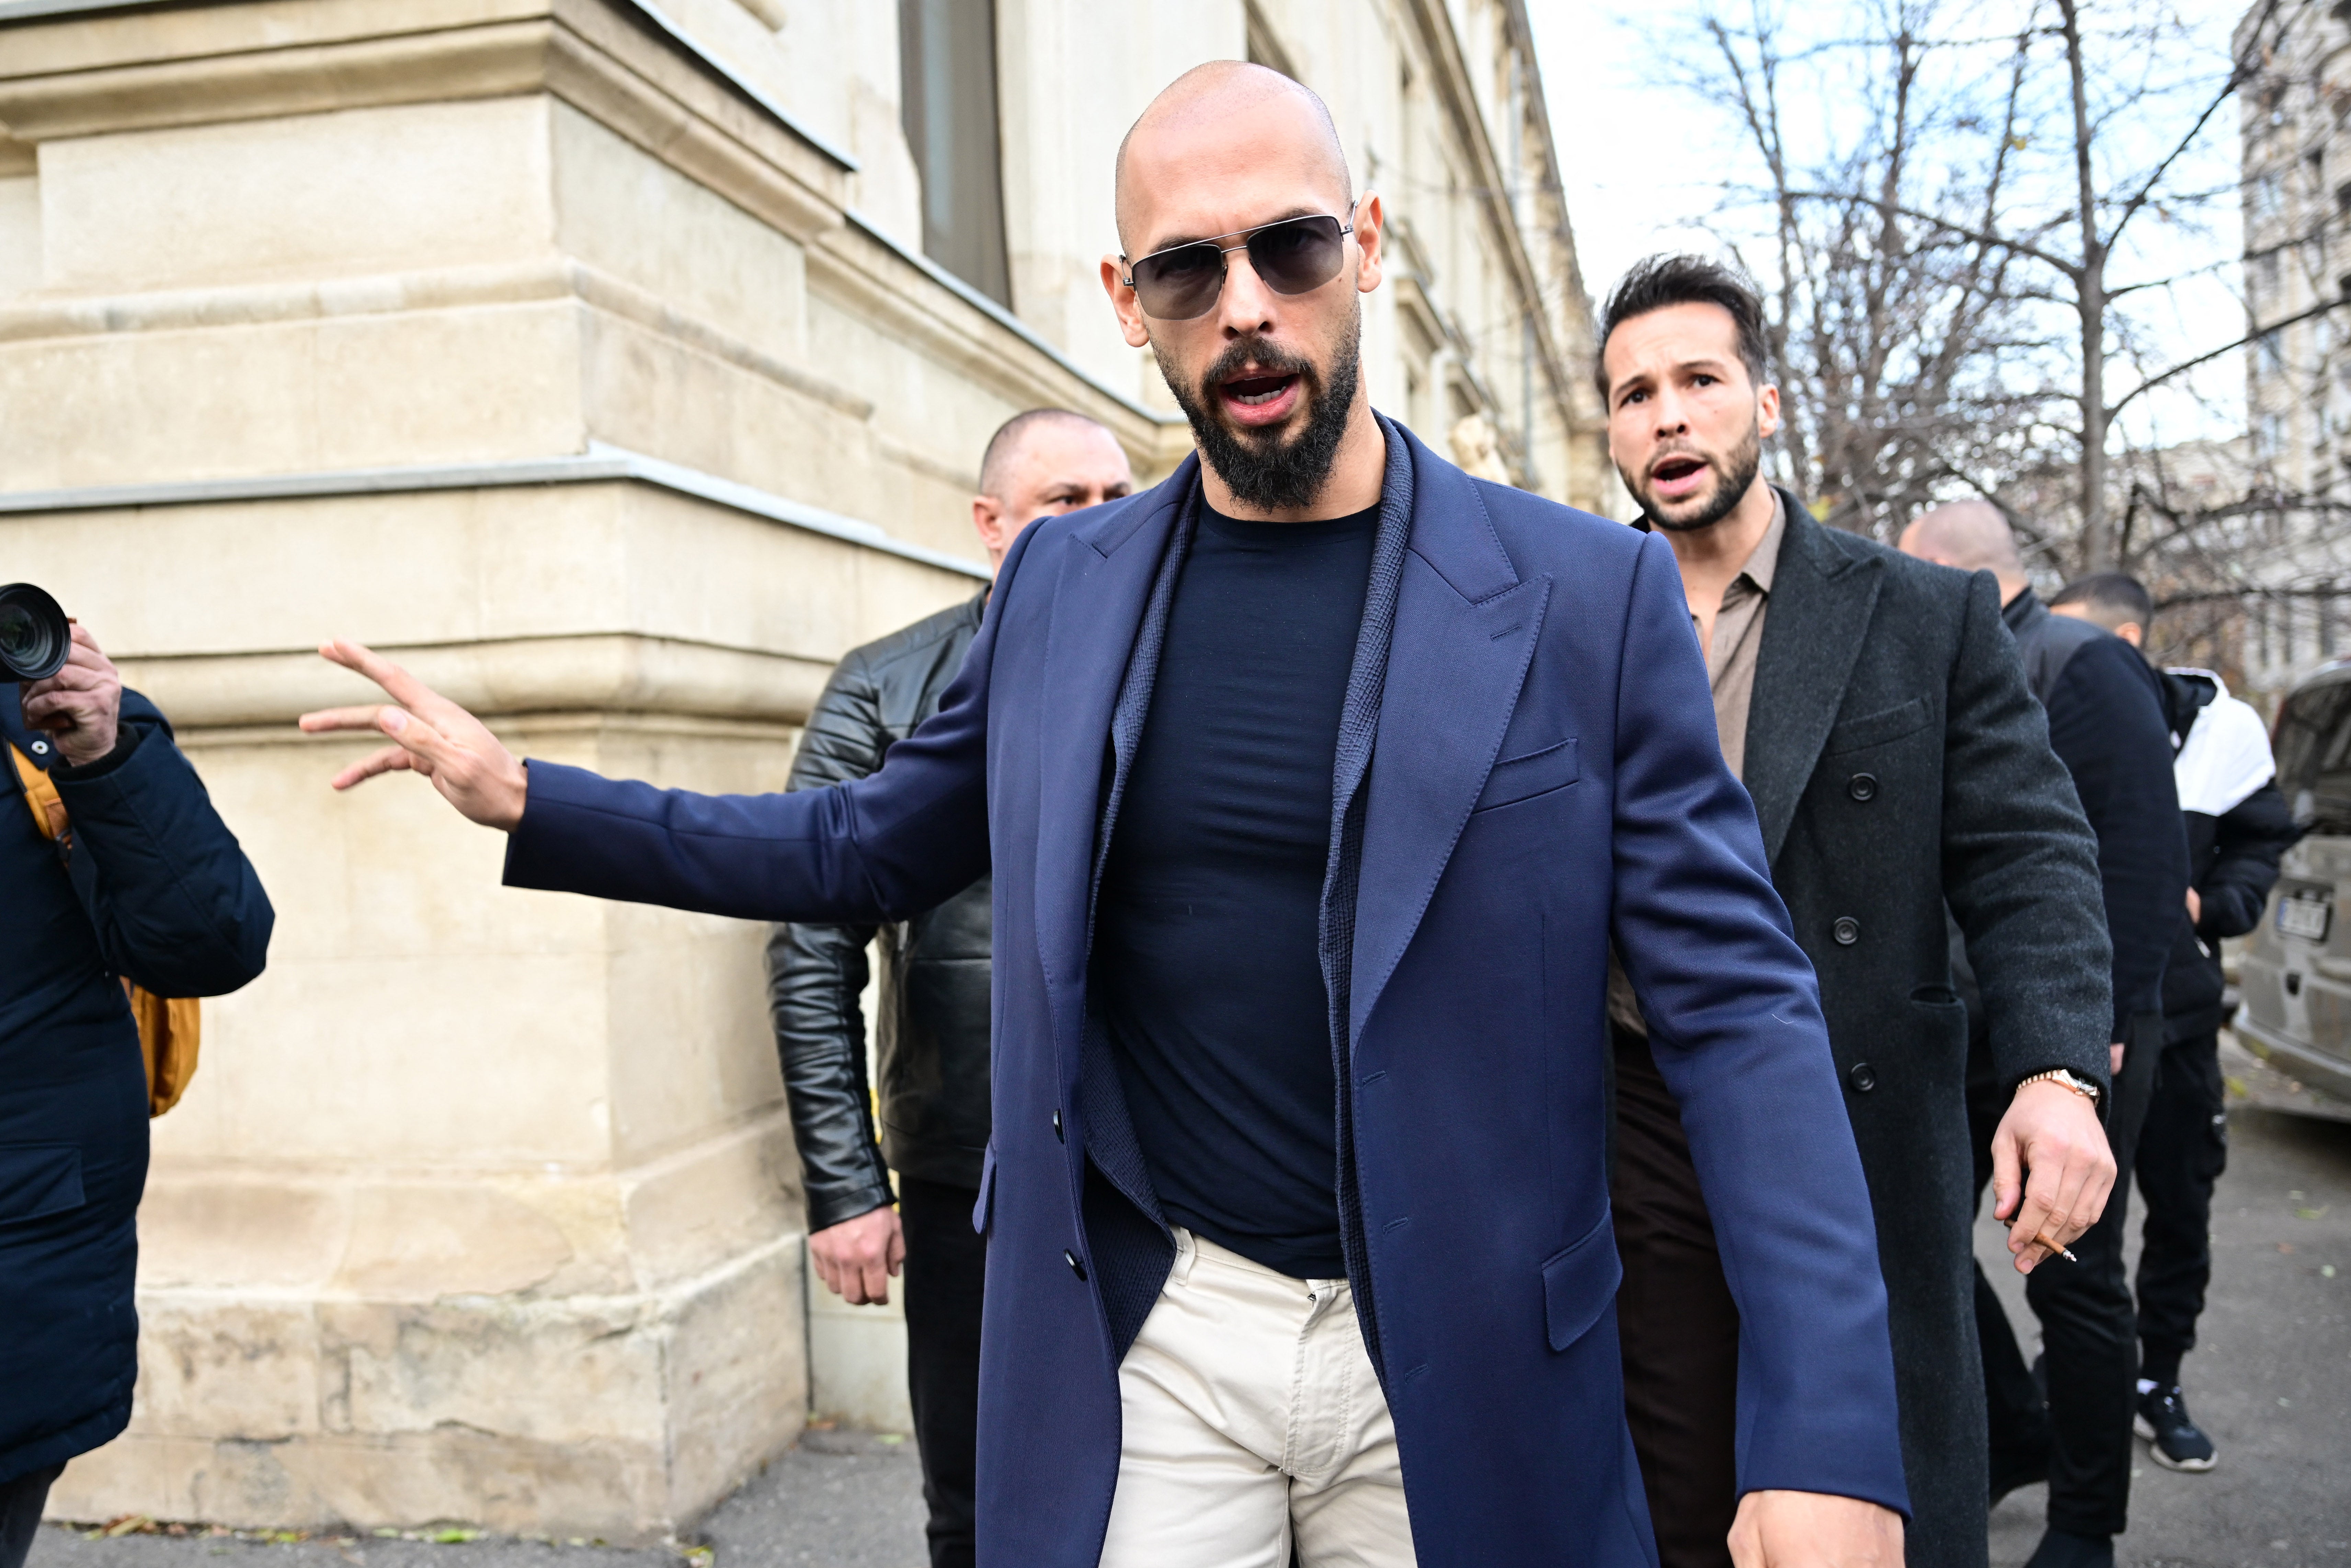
top-left (0, 0), bottom-right (1177, 448)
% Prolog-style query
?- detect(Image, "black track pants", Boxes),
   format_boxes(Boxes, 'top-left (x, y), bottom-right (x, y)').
top-left (2133, 1033), bottom-right (2227, 1367)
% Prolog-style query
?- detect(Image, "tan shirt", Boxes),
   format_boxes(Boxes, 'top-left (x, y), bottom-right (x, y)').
top-left (1697, 492), bottom-right (1787, 782)
top-left (1607, 492), bottom-right (1788, 1037)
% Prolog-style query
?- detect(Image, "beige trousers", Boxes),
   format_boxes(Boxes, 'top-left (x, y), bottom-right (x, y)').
top-left (1098, 1228), bottom-right (1418, 1568)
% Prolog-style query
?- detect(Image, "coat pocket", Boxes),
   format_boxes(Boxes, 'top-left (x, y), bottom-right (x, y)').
top-left (0, 1144), bottom-right (87, 1226)
top-left (1475, 737), bottom-right (1579, 812)
top-left (970, 1142), bottom-right (996, 1236)
top-left (1825, 697), bottom-right (1929, 754)
top-left (1540, 1206), bottom-right (1623, 1352)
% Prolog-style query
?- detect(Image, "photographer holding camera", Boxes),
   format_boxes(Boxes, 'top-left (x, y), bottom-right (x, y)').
top-left (0, 587), bottom-right (272, 1565)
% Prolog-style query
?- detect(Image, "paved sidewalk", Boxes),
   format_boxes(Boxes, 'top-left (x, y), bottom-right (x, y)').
top-left (1983, 1050), bottom-right (2351, 1567)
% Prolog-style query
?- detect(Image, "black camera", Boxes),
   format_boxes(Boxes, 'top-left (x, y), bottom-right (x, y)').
top-left (0, 583), bottom-right (71, 683)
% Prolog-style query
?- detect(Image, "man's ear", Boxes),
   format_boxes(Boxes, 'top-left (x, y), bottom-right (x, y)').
top-left (1756, 382), bottom-right (1782, 441)
top-left (972, 494), bottom-right (1008, 562)
top-left (2116, 621), bottom-right (2145, 649)
top-left (1102, 253), bottom-right (1151, 348)
top-left (1352, 192), bottom-right (1385, 294)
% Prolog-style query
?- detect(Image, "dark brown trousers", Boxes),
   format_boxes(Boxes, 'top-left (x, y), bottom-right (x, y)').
top-left (1611, 1025), bottom-right (1741, 1568)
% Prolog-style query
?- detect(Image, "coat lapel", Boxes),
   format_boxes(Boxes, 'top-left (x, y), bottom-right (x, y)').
top-left (1742, 495), bottom-right (1884, 866)
top-left (1032, 461), bottom-right (1195, 993)
top-left (1345, 427), bottom-right (1549, 1041)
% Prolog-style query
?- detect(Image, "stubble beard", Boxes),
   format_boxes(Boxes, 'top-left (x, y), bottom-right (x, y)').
top-left (1157, 304), bottom-right (1362, 513)
top-left (1639, 421), bottom-right (1764, 534)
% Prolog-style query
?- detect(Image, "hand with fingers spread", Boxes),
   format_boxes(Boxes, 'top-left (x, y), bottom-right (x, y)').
top-left (21, 622), bottom-right (124, 766)
top-left (1989, 1076), bottom-right (2116, 1273)
top-left (297, 641), bottom-right (529, 830)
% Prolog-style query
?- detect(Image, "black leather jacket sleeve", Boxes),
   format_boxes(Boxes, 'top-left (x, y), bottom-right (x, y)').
top-left (765, 649), bottom-right (894, 1234)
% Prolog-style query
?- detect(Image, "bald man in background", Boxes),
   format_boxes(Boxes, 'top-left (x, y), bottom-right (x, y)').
top-left (768, 409), bottom-right (1132, 1568)
top-left (303, 64), bottom-right (1910, 1567)
top-left (1901, 505), bottom-right (2188, 1568)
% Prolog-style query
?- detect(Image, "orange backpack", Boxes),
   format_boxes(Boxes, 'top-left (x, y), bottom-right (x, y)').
top-left (9, 741), bottom-right (200, 1117)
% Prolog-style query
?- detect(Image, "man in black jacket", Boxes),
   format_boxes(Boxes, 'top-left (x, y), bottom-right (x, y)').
top-left (1, 621), bottom-right (272, 1568)
top-left (1900, 511), bottom-right (2191, 1567)
top-left (2050, 572), bottom-right (2299, 1474)
top-left (1599, 255), bottom-right (2118, 1568)
top-left (766, 408), bottom-right (1132, 1568)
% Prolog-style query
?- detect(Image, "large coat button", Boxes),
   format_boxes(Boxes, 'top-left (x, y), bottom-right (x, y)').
top-left (1833, 916), bottom-right (1861, 946)
top-left (1064, 1249), bottom-right (1088, 1282)
top-left (1848, 1061), bottom-right (1878, 1092)
top-left (1848, 772), bottom-right (1878, 801)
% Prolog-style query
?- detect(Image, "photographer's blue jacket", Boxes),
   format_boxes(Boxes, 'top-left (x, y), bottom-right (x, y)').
top-left (0, 687), bottom-right (271, 1485)
top-left (503, 422), bottom-right (1909, 1564)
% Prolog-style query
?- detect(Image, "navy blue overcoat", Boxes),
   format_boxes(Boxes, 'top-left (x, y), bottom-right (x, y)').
top-left (506, 425), bottom-right (1908, 1565)
top-left (0, 687), bottom-right (272, 1484)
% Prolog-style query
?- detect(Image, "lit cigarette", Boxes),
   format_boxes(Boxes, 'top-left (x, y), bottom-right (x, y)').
top-left (2034, 1231), bottom-right (2078, 1263)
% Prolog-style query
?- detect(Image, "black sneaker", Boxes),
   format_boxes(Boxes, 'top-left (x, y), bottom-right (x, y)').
top-left (2135, 1383), bottom-right (2218, 1472)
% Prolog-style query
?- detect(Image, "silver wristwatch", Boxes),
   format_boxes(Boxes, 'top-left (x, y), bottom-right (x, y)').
top-left (2016, 1067), bottom-right (2102, 1105)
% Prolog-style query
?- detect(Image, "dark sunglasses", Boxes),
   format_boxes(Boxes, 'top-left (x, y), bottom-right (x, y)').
top-left (1120, 214), bottom-right (1354, 320)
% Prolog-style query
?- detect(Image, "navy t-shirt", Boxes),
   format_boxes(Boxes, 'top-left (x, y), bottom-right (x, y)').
top-left (1091, 499), bottom-right (1379, 1279)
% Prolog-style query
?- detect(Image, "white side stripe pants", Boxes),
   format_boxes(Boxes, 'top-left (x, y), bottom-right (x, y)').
top-left (1097, 1228), bottom-right (1418, 1568)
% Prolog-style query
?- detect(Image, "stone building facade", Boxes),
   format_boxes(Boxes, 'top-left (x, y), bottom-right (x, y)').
top-left (2231, 0), bottom-right (2351, 702)
top-left (0, 0), bottom-right (1605, 1537)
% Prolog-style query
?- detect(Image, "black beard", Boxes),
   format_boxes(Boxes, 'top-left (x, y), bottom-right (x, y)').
top-left (1159, 321), bottom-right (1361, 512)
top-left (1641, 424), bottom-right (1763, 534)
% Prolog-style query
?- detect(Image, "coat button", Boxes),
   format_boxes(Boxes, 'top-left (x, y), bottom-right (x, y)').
top-left (1833, 916), bottom-right (1860, 946)
top-left (1052, 1109), bottom-right (1063, 1143)
top-left (1064, 1249), bottom-right (1088, 1282)
top-left (1848, 772), bottom-right (1878, 802)
top-left (28, 739), bottom-right (48, 756)
top-left (1848, 1061), bottom-right (1877, 1092)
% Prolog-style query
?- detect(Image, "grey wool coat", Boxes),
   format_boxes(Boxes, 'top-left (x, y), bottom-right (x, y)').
top-left (1740, 498), bottom-right (2113, 1566)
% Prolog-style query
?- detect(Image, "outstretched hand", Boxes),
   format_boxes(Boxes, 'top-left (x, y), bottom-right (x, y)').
top-left (1989, 1078), bottom-right (2115, 1273)
top-left (298, 640), bottom-right (529, 831)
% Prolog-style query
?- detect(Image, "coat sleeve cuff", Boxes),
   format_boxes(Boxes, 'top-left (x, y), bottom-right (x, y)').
top-left (805, 1180), bottom-right (897, 1235)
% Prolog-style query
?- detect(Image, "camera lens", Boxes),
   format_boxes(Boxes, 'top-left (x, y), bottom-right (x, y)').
top-left (0, 583), bottom-right (70, 683)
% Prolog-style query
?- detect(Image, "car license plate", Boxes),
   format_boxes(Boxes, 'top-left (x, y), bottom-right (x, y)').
top-left (2279, 888), bottom-right (2334, 942)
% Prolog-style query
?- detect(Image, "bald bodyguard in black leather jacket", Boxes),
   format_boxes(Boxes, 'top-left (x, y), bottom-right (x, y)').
top-left (764, 409), bottom-right (1132, 1568)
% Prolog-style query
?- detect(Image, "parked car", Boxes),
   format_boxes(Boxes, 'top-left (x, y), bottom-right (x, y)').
top-left (2237, 660), bottom-right (2351, 1099)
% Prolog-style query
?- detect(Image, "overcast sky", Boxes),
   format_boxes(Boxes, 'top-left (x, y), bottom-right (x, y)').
top-left (1525, 0), bottom-right (2250, 448)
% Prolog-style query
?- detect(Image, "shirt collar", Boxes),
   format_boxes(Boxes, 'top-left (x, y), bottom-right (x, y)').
top-left (1732, 488), bottom-right (1788, 597)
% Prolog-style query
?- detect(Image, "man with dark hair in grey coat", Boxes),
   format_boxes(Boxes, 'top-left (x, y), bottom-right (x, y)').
top-left (1597, 254), bottom-right (2121, 1568)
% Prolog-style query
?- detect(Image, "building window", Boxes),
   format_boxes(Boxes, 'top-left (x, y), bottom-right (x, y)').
top-left (899, 0), bottom-right (1011, 307)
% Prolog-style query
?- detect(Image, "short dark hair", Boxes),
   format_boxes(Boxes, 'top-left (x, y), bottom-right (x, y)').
top-left (1595, 254), bottom-right (1770, 402)
top-left (2051, 571), bottom-right (2154, 630)
top-left (977, 408), bottom-right (1107, 499)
